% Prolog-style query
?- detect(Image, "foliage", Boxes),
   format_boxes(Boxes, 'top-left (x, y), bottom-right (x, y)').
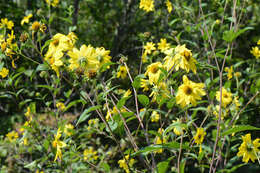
top-left (0, 0), bottom-right (260, 172)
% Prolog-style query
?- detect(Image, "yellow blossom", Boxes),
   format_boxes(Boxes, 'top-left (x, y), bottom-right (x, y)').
top-left (0, 67), bottom-right (9, 78)
top-left (123, 89), bottom-right (132, 98)
top-left (250, 46), bottom-right (260, 59)
top-left (52, 128), bottom-right (66, 162)
top-left (64, 124), bottom-right (74, 136)
top-left (194, 128), bottom-right (206, 145)
top-left (225, 66), bottom-right (233, 80)
top-left (6, 131), bottom-right (18, 142)
top-left (173, 44), bottom-right (197, 73)
top-left (172, 118), bottom-right (184, 136)
top-left (56, 102), bottom-right (66, 111)
top-left (31, 21), bottom-right (41, 31)
top-left (213, 105), bottom-right (229, 120)
top-left (216, 88), bottom-right (232, 108)
top-left (257, 40), bottom-right (260, 45)
top-left (166, 0), bottom-right (173, 13)
top-left (139, 0), bottom-right (154, 12)
top-left (45, 0), bottom-right (59, 7)
top-left (117, 66), bottom-right (128, 79)
top-left (145, 62), bottom-right (162, 84)
top-left (234, 72), bottom-right (241, 78)
top-left (149, 82), bottom-right (169, 102)
top-left (157, 38), bottom-right (170, 52)
top-left (144, 42), bottom-right (156, 55)
top-left (237, 133), bottom-right (260, 163)
top-left (154, 128), bottom-right (167, 153)
top-left (21, 14), bottom-right (33, 26)
top-left (140, 78), bottom-right (150, 92)
top-left (151, 111), bottom-right (160, 122)
top-left (176, 75), bottom-right (206, 108)
top-left (118, 155), bottom-right (135, 173)
top-left (83, 147), bottom-right (98, 162)
top-left (215, 19), bottom-right (221, 25)
top-left (0, 18), bottom-right (14, 30)
top-left (233, 96), bottom-right (241, 108)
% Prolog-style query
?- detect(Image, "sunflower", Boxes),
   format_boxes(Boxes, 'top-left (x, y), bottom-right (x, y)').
top-left (145, 62), bottom-right (163, 84)
top-left (194, 128), bottom-right (206, 145)
top-left (237, 133), bottom-right (260, 163)
top-left (176, 75), bottom-right (206, 108)
top-left (215, 88), bottom-right (232, 108)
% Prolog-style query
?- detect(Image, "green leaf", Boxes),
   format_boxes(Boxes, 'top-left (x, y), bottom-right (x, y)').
top-left (101, 162), bottom-right (110, 172)
top-left (76, 105), bottom-right (101, 126)
top-left (132, 74), bottom-right (145, 89)
top-left (222, 27), bottom-right (253, 43)
top-left (221, 125), bottom-right (260, 137)
top-left (117, 96), bottom-right (131, 109)
top-left (157, 161), bottom-right (169, 173)
top-left (41, 39), bottom-right (52, 53)
top-left (137, 94), bottom-right (149, 107)
top-left (36, 64), bottom-right (49, 72)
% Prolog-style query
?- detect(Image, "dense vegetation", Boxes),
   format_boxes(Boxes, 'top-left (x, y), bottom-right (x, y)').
top-left (0, 0), bottom-right (260, 172)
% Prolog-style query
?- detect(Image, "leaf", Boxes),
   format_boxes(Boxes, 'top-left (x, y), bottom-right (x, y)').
top-left (222, 27), bottom-right (253, 43)
top-left (36, 64), bottom-right (49, 72)
top-left (137, 94), bottom-right (149, 107)
top-left (76, 105), bottom-right (101, 126)
top-left (41, 39), bottom-right (52, 53)
top-left (221, 125), bottom-right (260, 137)
top-left (157, 161), bottom-right (169, 173)
top-left (117, 96), bottom-right (131, 109)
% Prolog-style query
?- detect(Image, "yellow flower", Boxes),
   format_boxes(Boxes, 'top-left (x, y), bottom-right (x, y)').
top-left (157, 38), bottom-right (170, 52)
top-left (83, 147), bottom-right (98, 162)
top-left (145, 62), bottom-right (162, 84)
top-left (149, 82), bottom-right (169, 102)
top-left (6, 131), bottom-right (18, 142)
top-left (52, 128), bottom-right (66, 161)
top-left (95, 47), bottom-right (112, 70)
top-left (233, 96), bottom-right (241, 108)
top-left (213, 105), bottom-right (229, 120)
top-left (68, 44), bottom-right (99, 73)
top-left (40, 24), bottom-right (47, 33)
top-left (56, 102), bottom-right (66, 111)
top-left (216, 88), bottom-right (232, 108)
top-left (154, 128), bottom-right (167, 153)
top-left (123, 89), bottom-right (132, 98)
top-left (151, 111), bottom-right (160, 122)
top-left (45, 0), bottom-right (59, 7)
top-left (173, 44), bottom-right (197, 73)
top-left (234, 72), bottom-right (241, 78)
top-left (172, 118), bottom-right (184, 136)
top-left (140, 79), bottom-right (150, 92)
top-left (139, 0), bottom-right (155, 12)
top-left (237, 133), bottom-right (260, 163)
top-left (165, 0), bottom-right (173, 13)
top-left (257, 39), bottom-right (260, 45)
top-left (0, 67), bottom-right (9, 78)
top-left (21, 14), bottom-right (33, 26)
top-left (215, 19), bottom-right (221, 25)
top-left (31, 21), bottom-right (41, 31)
top-left (141, 52), bottom-right (148, 63)
top-left (0, 18), bottom-right (14, 30)
top-left (144, 42), bottom-right (156, 55)
top-left (224, 66), bottom-right (233, 80)
top-left (194, 128), bottom-right (206, 145)
top-left (25, 106), bottom-right (33, 121)
top-left (118, 155), bottom-right (135, 173)
top-left (117, 66), bottom-right (128, 79)
top-left (250, 46), bottom-right (260, 59)
top-left (64, 124), bottom-right (74, 136)
top-left (176, 75), bottom-right (206, 108)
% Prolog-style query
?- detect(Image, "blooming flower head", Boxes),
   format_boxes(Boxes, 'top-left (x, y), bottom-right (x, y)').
top-left (224, 66), bottom-right (233, 80)
top-left (172, 118), bottom-right (184, 136)
top-left (0, 18), bottom-right (14, 30)
top-left (118, 155), bottom-right (135, 173)
top-left (123, 89), bottom-right (132, 98)
top-left (176, 75), bottom-right (206, 108)
top-left (237, 133), bottom-right (260, 163)
top-left (173, 44), bottom-right (197, 73)
top-left (151, 111), bottom-right (160, 122)
top-left (56, 102), bottom-right (66, 111)
top-left (157, 38), bottom-right (170, 53)
top-left (83, 147), bottom-right (98, 162)
top-left (45, 0), bottom-right (59, 7)
top-left (216, 88), bottom-right (232, 108)
top-left (250, 46), bottom-right (260, 59)
top-left (21, 14), bottom-right (33, 26)
top-left (52, 128), bottom-right (66, 161)
top-left (0, 67), bottom-right (9, 78)
top-left (139, 0), bottom-right (155, 12)
top-left (64, 124), bottom-right (74, 136)
top-left (117, 66), bottom-right (128, 79)
top-left (140, 78), bottom-right (150, 92)
top-left (166, 0), bottom-right (173, 13)
top-left (144, 42), bottom-right (156, 55)
top-left (6, 131), bottom-right (18, 142)
top-left (31, 21), bottom-right (41, 31)
top-left (145, 62), bottom-right (163, 84)
top-left (194, 128), bottom-right (206, 145)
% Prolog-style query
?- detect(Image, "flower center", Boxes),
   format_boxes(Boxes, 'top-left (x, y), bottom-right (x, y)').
top-left (151, 66), bottom-right (159, 74)
top-left (246, 143), bottom-right (253, 152)
top-left (184, 86), bottom-right (192, 95)
top-left (53, 39), bottom-right (59, 47)
top-left (223, 93), bottom-right (228, 98)
top-left (182, 50), bottom-right (191, 61)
